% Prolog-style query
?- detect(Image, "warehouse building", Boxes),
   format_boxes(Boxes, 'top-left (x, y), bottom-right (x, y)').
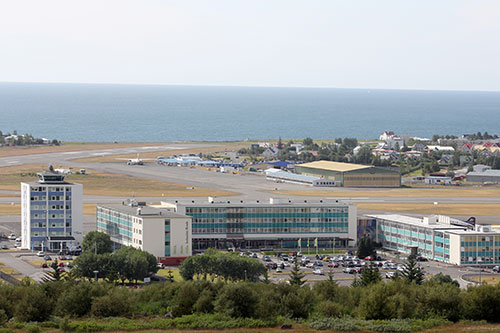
top-left (368, 214), bottom-right (500, 266)
top-left (294, 160), bottom-right (401, 187)
top-left (264, 168), bottom-right (336, 187)
top-left (467, 169), bottom-right (500, 183)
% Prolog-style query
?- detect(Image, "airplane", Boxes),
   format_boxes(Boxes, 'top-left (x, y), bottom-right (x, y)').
top-left (116, 154), bottom-right (155, 165)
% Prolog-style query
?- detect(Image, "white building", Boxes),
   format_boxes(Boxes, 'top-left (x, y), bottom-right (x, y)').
top-left (425, 176), bottom-right (452, 185)
top-left (96, 202), bottom-right (192, 260)
top-left (427, 145), bottom-right (455, 153)
top-left (369, 214), bottom-right (500, 266)
top-left (379, 131), bottom-right (395, 141)
top-left (264, 168), bottom-right (336, 187)
top-left (21, 171), bottom-right (83, 251)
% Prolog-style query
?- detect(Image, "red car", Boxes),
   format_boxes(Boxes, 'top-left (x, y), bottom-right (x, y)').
top-left (328, 262), bottom-right (339, 268)
top-left (41, 262), bottom-right (48, 268)
top-left (58, 262), bottom-right (65, 267)
top-left (364, 256), bottom-right (375, 261)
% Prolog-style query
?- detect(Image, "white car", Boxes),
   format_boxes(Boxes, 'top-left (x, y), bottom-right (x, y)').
top-left (313, 268), bottom-right (324, 275)
top-left (306, 262), bottom-right (314, 268)
top-left (36, 251), bottom-right (45, 257)
top-left (8, 233), bottom-right (16, 240)
top-left (282, 261), bottom-right (290, 267)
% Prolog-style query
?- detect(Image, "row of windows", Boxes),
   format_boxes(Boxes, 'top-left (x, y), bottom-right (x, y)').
top-left (31, 187), bottom-right (71, 192)
top-left (185, 207), bottom-right (348, 214)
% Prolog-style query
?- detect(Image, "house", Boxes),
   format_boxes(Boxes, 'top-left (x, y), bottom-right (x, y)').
top-left (262, 146), bottom-right (279, 159)
top-left (386, 136), bottom-right (405, 150)
top-left (412, 142), bottom-right (428, 152)
top-left (439, 154), bottom-right (453, 165)
top-left (379, 131), bottom-right (395, 141)
top-left (483, 142), bottom-right (500, 149)
top-left (290, 144), bottom-right (304, 153)
top-left (460, 144), bottom-right (474, 153)
top-left (459, 155), bottom-right (473, 166)
top-left (472, 164), bottom-right (491, 173)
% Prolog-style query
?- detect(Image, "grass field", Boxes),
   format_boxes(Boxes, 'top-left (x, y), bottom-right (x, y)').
top-left (156, 268), bottom-right (183, 281)
top-left (0, 262), bottom-right (20, 275)
top-left (357, 202), bottom-right (500, 217)
top-left (0, 164), bottom-right (236, 198)
top-left (469, 275), bottom-right (500, 285)
top-left (268, 187), bottom-right (500, 198)
top-left (72, 142), bottom-right (249, 163)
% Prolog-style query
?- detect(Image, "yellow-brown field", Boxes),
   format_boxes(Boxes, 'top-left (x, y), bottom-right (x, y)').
top-left (357, 203), bottom-right (500, 217)
top-left (0, 164), bottom-right (236, 198)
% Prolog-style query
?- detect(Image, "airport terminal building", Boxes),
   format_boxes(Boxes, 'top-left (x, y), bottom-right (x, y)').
top-left (21, 172), bottom-right (83, 251)
top-left (294, 160), bottom-right (401, 187)
top-left (368, 214), bottom-right (500, 266)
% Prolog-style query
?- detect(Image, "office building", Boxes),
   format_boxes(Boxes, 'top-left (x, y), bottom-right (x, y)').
top-left (21, 171), bottom-right (83, 251)
top-left (369, 214), bottom-right (500, 266)
top-left (159, 198), bottom-right (357, 251)
top-left (96, 202), bottom-right (192, 263)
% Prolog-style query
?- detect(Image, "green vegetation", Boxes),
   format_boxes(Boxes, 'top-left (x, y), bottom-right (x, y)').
top-left (0, 270), bottom-right (497, 331)
top-left (179, 249), bottom-right (266, 282)
top-left (72, 232), bottom-right (157, 283)
top-left (356, 236), bottom-right (376, 258)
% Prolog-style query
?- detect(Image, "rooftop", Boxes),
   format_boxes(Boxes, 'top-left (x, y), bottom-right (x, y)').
top-left (468, 169), bottom-right (500, 177)
top-left (160, 198), bottom-right (350, 207)
top-left (366, 214), bottom-right (466, 230)
top-left (98, 203), bottom-right (188, 218)
top-left (296, 160), bottom-right (371, 172)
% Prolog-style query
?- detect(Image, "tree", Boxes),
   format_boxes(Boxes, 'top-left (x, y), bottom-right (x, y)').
top-left (289, 259), bottom-right (306, 286)
top-left (41, 260), bottom-right (64, 282)
top-left (303, 137), bottom-right (314, 147)
top-left (73, 253), bottom-right (112, 281)
top-left (359, 264), bottom-right (381, 286)
top-left (111, 246), bottom-right (158, 284)
top-left (400, 256), bottom-right (424, 284)
top-left (428, 272), bottom-right (459, 287)
top-left (81, 231), bottom-right (113, 254)
top-left (356, 237), bottom-right (375, 258)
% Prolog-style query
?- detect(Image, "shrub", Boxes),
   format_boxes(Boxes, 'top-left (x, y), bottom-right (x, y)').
top-left (24, 323), bottom-right (40, 333)
top-left (13, 286), bottom-right (53, 322)
top-left (56, 282), bottom-right (109, 317)
top-left (215, 283), bottom-right (258, 318)
top-left (317, 301), bottom-right (345, 318)
top-left (90, 288), bottom-right (133, 318)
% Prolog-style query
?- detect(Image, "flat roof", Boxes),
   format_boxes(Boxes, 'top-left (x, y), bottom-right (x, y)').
top-left (366, 214), bottom-right (464, 230)
top-left (296, 160), bottom-right (371, 172)
top-left (162, 200), bottom-right (351, 207)
top-left (446, 229), bottom-right (500, 235)
top-left (98, 204), bottom-right (188, 218)
top-left (265, 169), bottom-right (323, 182)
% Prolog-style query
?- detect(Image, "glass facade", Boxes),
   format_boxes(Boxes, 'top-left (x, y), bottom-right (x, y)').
top-left (165, 219), bottom-right (171, 256)
top-left (185, 206), bottom-right (349, 235)
top-left (97, 207), bottom-right (133, 244)
top-left (377, 220), bottom-right (450, 262)
top-left (460, 235), bottom-right (500, 265)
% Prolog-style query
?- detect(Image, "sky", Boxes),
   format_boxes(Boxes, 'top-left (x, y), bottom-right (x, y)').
top-left (1, 0), bottom-right (500, 91)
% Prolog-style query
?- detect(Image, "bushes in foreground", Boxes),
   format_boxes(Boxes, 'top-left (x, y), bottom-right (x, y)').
top-left (0, 275), bottom-right (499, 328)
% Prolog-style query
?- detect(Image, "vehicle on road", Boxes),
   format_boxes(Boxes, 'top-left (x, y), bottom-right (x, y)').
top-left (313, 268), bottom-right (324, 275)
top-left (36, 251), bottom-right (45, 257)
top-left (276, 267), bottom-right (283, 273)
top-left (1, 244), bottom-right (8, 250)
top-left (263, 256), bottom-right (271, 262)
top-left (8, 233), bottom-right (16, 240)
top-left (44, 255), bottom-right (52, 261)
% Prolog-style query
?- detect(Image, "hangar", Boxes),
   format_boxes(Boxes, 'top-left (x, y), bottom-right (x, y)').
top-left (294, 160), bottom-right (401, 187)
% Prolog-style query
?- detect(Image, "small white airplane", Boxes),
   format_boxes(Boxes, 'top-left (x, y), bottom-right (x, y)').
top-left (116, 154), bottom-right (155, 165)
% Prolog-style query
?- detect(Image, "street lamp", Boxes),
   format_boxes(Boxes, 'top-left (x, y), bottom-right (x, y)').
top-left (93, 270), bottom-right (99, 283)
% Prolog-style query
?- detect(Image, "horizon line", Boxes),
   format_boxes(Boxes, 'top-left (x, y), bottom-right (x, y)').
top-left (1, 80), bottom-right (499, 93)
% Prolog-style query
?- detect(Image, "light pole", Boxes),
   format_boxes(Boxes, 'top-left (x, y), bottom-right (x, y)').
top-left (93, 270), bottom-right (99, 283)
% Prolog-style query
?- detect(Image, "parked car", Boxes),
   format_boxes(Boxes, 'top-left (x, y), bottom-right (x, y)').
top-left (314, 260), bottom-right (323, 267)
top-left (364, 256), bottom-right (374, 261)
top-left (313, 268), bottom-right (324, 275)
top-left (328, 261), bottom-right (339, 268)
top-left (276, 267), bottom-right (283, 273)
top-left (1, 244), bottom-right (8, 250)
top-left (58, 262), bottom-right (65, 267)
top-left (278, 263), bottom-right (285, 269)
top-left (65, 262), bottom-right (73, 268)
top-left (8, 233), bottom-right (16, 240)
top-left (251, 253), bottom-right (258, 258)
top-left (41, 262), bottom-right (48, 268)
top-left (263, 256), bottom-right (271, 262)
top-left (306, 262), bottom-right (314, 268)
top-left (493, 266), bottom-right (500, 273)
top-left (58, 256), bottom-right (67, 261)
top-left (385, 271), bottom-right (396, 279)
top-left (157, 263), bottom-right (165, 269)
top-left (44, 255), bottom-right (52, 261)
top-left (36, 251), bottom-right (45, 257)
top-left (343, 267), bottom-right (355, 274)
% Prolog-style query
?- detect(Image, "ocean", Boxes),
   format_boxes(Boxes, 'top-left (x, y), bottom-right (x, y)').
top-left (0, 82), bottom-right (499, 142)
